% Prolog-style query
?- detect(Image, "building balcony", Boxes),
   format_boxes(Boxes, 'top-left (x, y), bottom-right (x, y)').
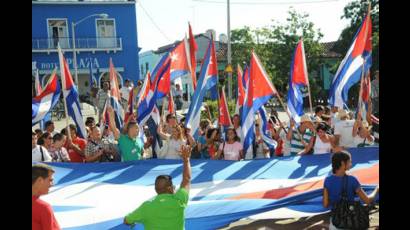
top-left (32, 37), bottom-right (122, 54)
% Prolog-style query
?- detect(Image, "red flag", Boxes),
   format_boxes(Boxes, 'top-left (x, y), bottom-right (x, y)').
top-left (291, 39), bottom-right (309, 86)
top-left (219, 86), bottom-right (232, 127)
top-left (351, 10), bottom-right (372, 59)
top-left (188, 22), bottom-right (198, 89)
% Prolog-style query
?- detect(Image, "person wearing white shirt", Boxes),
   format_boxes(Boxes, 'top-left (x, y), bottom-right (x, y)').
top-left (120, 79), bottom-right (132, 110)
top-left (32, 132), bottom-right (52, 162)
top-left (334, 109), bottom-right (356, 148)
top-left (157, 123), bottom-right (186, 159)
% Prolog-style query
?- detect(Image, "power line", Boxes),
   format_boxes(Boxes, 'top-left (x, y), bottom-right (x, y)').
top-left (192, 0), bottom-right (339, 5)
top-left (137, 0), bottom-right (173, 42)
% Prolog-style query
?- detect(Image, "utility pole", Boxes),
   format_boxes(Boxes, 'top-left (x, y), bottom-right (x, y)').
top-left (227, 0), bottom-right (232, 100)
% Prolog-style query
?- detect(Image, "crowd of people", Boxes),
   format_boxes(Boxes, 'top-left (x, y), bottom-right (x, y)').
top-left (32, 99), bottom-right (379, 163)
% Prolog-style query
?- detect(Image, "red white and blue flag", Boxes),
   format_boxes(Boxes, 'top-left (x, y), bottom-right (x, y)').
top-left (170, 37), bottom-right (191, 82)
top-left (287, 39), bottom-right (309, 124)
top-left (242, 51), bottom-right (278, 156)
top-left (137, 53), bottom-right (172, 125)
top-left (32, 70), bottom-right (60, 126)
top-left (329, 11), bottom-right (372, 108)
top-left (58, 45), bottom-right (87, 138)
top-left (185, 35), bottom-right (218, 139)
top-left (108, 59), bottom-right (124, 131)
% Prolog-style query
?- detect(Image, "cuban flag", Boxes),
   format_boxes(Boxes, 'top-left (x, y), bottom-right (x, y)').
top-left (329, 11), bottom-right (372, 108)
top-left (189, 22), bottom-right (198, 89)
top-left (41, 147), bottom-right (378, 230)
top-left (108, 59), bottom-right (124, 131)
top-left (32, 70), bottom-right (60, 126)
top-left (287, 39), bottom-right (309, 124)
top-left (218, 85), bottom-right (232, 128)
top-left (170, 37), bottom-right (192, 82)
top-left (57, 45), bottom-right (87, 138)
top-left (137, 54), bottom-right (171, 125)
top-left (258, 105), bottom-right (278, 149)
top-left (242, 51), bottom-right (278, 156)
top-left (185, 35), bottom-right (218, 139)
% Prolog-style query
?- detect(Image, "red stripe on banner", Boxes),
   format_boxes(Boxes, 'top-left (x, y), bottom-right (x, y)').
top-left (228, 163), bottom-right (379, 200)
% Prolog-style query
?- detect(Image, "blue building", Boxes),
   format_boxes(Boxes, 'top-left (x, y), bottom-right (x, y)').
top-left (32, 0), bottom-right (140, 97)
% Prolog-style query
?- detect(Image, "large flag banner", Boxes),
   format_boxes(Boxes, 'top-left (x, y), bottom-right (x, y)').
top-left (108, 59), bottom-right (124, 131)
top-left (40, 147), bottom-right (379, 230)
top-left (329, 11), bottom-right (372, 108)
top-left (287, 39), bottom-right (309, 124)
top-left (170, 37), bottom-right (191, 82)
top-left (32, 70), bottom-right (60, 126)
top-left (185, 35), bottom-right (218, 139)
top-left (58, 45), bottom-right (87, 138)
top-left (188, 22), bottom-right (198, 90)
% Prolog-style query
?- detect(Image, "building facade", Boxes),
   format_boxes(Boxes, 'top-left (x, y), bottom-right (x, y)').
top-left (32, 0), bottom-right (140, 97)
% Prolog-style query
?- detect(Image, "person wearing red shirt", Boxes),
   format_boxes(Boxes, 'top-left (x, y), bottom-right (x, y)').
top-left (65, 124), bottom-right (87, 162)
top-left (32, 163), bottom-right (60, 230)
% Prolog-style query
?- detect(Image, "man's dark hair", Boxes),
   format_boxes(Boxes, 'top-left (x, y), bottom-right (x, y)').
top-left (45, 121), bottom-right (54, 129)
top-left (331, 151), bottom-right (351, 174)
top-left (37, 132), bottom-right (51, 145)
top-left (85, 118), bottom-right (95, 126)
top-left (53, 133), bottom-right (64, 143)
top-left (126, 121), bottom-right (138, 133)
top-left (125, 79), bottom-right (130, 83)
top-left (316, 122), bottom-right (328, 132)
top-left (35, 129), bottom-right (43, 135)
top-left (155, 175), bottom-right (173, 194)
top-left (32, 164), bottom-right (55, 185)
top-left (69, 124), bottom-right (77, 133)
top-left (60, 128), bottom-right (67, 136)
top-left (324, 106), bottom-right (331, 114)
top-left (315, 105), bottom-right (325, 114)
top-left (166, 114), bottom-right (176, 122)
top-left (32, 131), bottom-right (37, 136)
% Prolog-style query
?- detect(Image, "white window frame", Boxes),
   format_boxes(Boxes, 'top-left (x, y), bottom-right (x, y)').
top-left (46, 18), bottom-right (69, 48)
top-left (95, 18), bottom-right (117, 48)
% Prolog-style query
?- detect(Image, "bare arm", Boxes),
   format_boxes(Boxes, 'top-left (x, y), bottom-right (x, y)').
top-left (180, 145), bottom-right (192, 191)
top-left (107, 106), bottom-right (120, 140)
top-left (352, 112), bottom-right (362, 137)
top-left (356, 185), bottom-right (379, 205)
top-left (156, 124), bottom-right (170, 140)
top-left (85, 149), bottom-right (104, 163)
top-left (286, 120), bottom-right (294, 141)
top-left (298, 136), bottom-right (315, 155)
top-left (323, 187), bottom-right (329, 208)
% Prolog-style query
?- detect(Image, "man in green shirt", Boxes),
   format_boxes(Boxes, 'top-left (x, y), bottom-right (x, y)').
top-left (124, 145), bottom-right (192, 229)
top-left (107, 106), bottom-right (144, 161)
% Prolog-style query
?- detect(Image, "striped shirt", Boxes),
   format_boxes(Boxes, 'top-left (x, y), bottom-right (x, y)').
top-left (290, 128), bottom-right (314, 155)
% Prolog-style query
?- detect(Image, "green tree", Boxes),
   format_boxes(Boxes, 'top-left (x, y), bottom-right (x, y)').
top-left (334, 0), bottom-right (379, 71)
top-left (230, 8), bottom-right (324, 101)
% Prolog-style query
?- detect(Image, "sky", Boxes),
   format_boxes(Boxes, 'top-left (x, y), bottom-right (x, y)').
top-left (136, 0), bottom-right (355, 52)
